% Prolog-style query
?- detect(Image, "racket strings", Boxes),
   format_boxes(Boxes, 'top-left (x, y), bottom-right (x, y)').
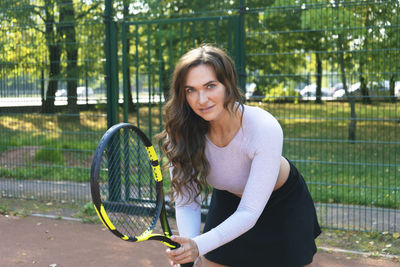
top-left (98, 128), bottom-right (158, 237)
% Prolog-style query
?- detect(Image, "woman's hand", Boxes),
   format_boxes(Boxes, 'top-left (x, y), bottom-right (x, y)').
top-left (166, 235), bottom-right (199, 266)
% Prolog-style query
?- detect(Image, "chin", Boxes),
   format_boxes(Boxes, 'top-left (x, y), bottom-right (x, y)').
top-left (198, 115), bottom-right (213, 122)
top-left (193, 112), bottom-right (211, 121)
top-left (194, 107), bottom-right (224, 122)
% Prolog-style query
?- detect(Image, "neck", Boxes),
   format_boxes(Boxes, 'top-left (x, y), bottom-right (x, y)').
top-left (208, 108), bottom-right (241, 147)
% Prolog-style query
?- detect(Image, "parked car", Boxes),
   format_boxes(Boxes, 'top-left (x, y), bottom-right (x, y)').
top-left (55, 89), bottom-right (67, 97)
top-left (332, 80), bottom-right (397, 99)
top-left (330, 83), bottom-right (344, 93)
top-left (55, 87), bottom-right (94, 99)
top-left (332, 82), bottom-right (360, 98)
top-left (245, 82), bottom-right (256, 99)
top-left (77, 86), bottom-right (94, 98)
top-left (300, 84), bottom-right (333, 99)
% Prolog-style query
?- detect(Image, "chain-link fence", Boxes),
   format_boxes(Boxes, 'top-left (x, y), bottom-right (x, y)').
top-left (0, 0), bottom-right (399, 233)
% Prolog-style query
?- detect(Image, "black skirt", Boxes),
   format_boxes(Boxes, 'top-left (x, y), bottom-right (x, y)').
top-left (203, 159), bottom-right (321, 267)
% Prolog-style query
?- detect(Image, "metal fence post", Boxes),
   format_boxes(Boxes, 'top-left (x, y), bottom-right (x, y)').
top-left (238, 0), bottom-right (246, 98)
top-left (105, 0), bottom-right (119, 128)
top-left (122, 22), bottom-right (129, 123)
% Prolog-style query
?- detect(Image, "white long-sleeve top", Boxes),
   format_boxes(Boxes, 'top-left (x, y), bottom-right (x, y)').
top-left (174, 105), bottom-right (283, 256)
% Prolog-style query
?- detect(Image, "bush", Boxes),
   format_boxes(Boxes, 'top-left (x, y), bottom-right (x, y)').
top-left (34, 148), bottom-right (65, 165)
top-left (262, 84), bottom-right (300, 103)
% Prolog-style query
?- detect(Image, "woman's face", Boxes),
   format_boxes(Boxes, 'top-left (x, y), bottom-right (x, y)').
top-left (184, 64), bottom-right (227, 122)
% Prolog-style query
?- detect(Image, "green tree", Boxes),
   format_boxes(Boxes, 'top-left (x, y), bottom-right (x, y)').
top-left (0, 0), bottom-right (104, 113)
top-left (301, 0), bottom-right (361, 141)
top-left (58, 0), bottom-right (101, 114)
top-left (0, 0), bottom-right (48, 100)
top-left (245, 0), bottom-right (307, 97)
top-left (361, 2), bottom-right (400, 102)
top-left (118, 0), bottom-right (239, 104)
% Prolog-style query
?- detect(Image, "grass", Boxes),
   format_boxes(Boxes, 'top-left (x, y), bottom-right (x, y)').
top-left (34, 148), bottom-right (65, 164)
top-left (252, 101), bottom-right (400, 208)
top-left (0, 101), bottom-right (399, 209)
top-left (73, 201), bottom-right (101, 223)
top-left (0, 198), bottom-right (100, 223)
top-left (0, 202), bottom-right (10, 215)
top-left (316, 228), bottom-right (400, 258)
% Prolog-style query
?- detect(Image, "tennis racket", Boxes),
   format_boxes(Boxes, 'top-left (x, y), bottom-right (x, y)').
top-left (90, 122), bottom-right (193, 267)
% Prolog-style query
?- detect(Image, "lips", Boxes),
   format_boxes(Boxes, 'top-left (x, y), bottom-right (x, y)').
top-left (199, 105), bottom-right (215, 113)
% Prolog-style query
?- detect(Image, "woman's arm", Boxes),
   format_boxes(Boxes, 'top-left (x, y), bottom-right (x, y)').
top-left (193, 113), bottom-right (283, 255)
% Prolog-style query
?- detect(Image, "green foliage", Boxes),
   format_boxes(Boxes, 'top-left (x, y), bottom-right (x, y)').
top-left (0, 101), bottom-right (398, 209)
top-left (74, 202), bottom-right (100, 223)
top-left (0, 165), bottom-right (90, 182)
top-left (1, 0), bottom-right (398, 108)
top-left (262, 84), bottom-right (300, 102)
top-left (34, 149), bottom-right (65, 165)
top-left (251, 101), bottom-right (399, 209)
top-left (77, 202), bottom-right (97, 217)
top-left (0, 203), bottom-right (9, 215)
top-left (0, 0), bottom-right (398, 217)
top-left (246, 2), bottom-right (307, 94)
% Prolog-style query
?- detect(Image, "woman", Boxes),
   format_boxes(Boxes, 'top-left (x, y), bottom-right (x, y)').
top-left (158, 45), bottom-right (321, 267)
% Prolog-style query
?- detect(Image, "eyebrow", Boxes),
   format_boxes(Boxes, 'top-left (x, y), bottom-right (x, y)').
top-left (184, 80), bottom-right (218, 89)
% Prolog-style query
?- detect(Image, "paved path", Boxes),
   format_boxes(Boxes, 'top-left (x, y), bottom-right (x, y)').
top-left (2, 178), bottom-right (399, 233)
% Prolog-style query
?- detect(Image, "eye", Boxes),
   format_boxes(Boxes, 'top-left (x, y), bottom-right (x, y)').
top-left (185, 87), bottom-right (194, 93)
top-left (207, 84), bottom-right (216, 89)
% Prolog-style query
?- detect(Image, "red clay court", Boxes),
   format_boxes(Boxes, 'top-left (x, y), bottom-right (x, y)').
top-left (1, 215), bottom-right (399, 267)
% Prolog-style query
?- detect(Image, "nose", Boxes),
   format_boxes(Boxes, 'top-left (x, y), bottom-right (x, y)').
top-left (199, 90), bottom-right (208, 104)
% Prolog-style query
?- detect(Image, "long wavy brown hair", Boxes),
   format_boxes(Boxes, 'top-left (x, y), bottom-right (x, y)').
top-left (157, 45), bottom-right (244, 203)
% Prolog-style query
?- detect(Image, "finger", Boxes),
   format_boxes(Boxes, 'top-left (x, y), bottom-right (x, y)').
top-left (172, 235), bottom-right (194, 245)
top-left (167, 247), bottom-right (191, 262)
top-left (167, 236), bottom-right (199, 263)
top-left (173, 248), bottom-right (198, 263)
top-left (166, 248), bottom-right (177, 262)
top-left (170, 235), bottom-right (187, 244)
top-left (167, 246), bottom-right (186, 256)
top-left (167, 249), bottom-right (191, 264)
top-left (174, 254), bottom-right (195, 265)
top-left (173, 251), bottom-right (190, 262)
top-left (169, 250), bottom-right (188, 262)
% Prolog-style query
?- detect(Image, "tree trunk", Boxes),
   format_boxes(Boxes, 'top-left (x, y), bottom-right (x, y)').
top-left (161, 57), bottom-right (170, 101)
top-left (359, 73), bottom-right (370, 104)
top-left (390, 75), bottom-right (396, 103)
top-left (122, 3), bottom-right (136, 113)
top-left (40, 69), bottom-right (45, 113)
top-left (126, 38), bottom-right (136, 112)
top-left (359, 14), bottom-right (371, 105)
top-left (43, 4), bottom-right (61, 114)
top-left (338, 34), bottom-right (356, 142)
top-left (59, 0), bottom-right (79, 114)
top-left (315, 52), bottom-right (322, 104)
